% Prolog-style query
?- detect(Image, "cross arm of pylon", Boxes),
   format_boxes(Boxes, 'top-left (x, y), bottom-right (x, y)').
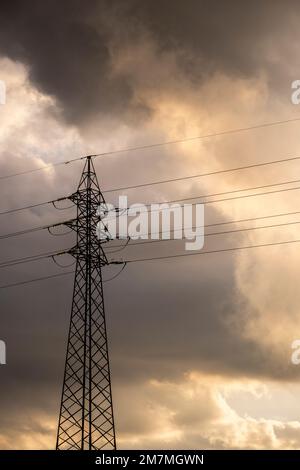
top-left (52, 195), bottom-right (75, 210)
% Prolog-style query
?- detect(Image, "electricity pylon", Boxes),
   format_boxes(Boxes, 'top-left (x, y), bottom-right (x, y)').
top-left (56, 156), bottom-right (116, 450)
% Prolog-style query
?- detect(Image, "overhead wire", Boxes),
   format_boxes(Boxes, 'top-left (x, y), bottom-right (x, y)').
top-left (104, 218), bottom-right (300, 251)
top-left (103, 155), bottom-right (300, 193)
top-left (105, 179), bottom-right (300, 221)
top-left (1, 116), bottom-right (300, 181)
top-left (0, 270), bottom-right (75, 289)
top-left (3, 170), bottom-right (300, 221)
top-left (4, 116), bottom-right (300, 287)
top-left (3, 236), bottom-right (300, 288)
top-left (0, 196), bottom-right (70, 217)
top-left (115, 237), bottom-right (300, 264)
top-left (0, 218), bottom-right (75, 240)
top-left (0, 249), bottom-right (68, 269)
top-left (0, 260), bottom-right (126, 289)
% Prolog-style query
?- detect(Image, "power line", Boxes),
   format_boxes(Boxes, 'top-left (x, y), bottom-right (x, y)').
top-left (92, 117), bottom-right (300, 160)
top-left (0, 200), bottom-right (55, 216)
top-left (110, 179), bottom-right (300, 219)
top-left (156, 182), bottom-right (300, 207)
top-left (103, 155), bottom-right (300, 193)
top-left (0, 157), bottom-right (85, 181)
top-left (0, 270), bottom-right (75, 289)
top-left (3, 175), bottom-right (300, 221)
top-left (108, 208), bottom-right (300, 241)
top-left (119, 237), bottom-right (300, 264)
top-left (3, 164), bottom-right (300, 222)
top-left (0, 264), bottom-right (126, 289)
top-left (3, 167), bottom-right (300, 222)
top-left (2, 205), bottom-right (299, 244)
top-left (105, 218), bottom-right (300, 251)
top-left (0, 249), bottom-right (68, 269)
top-left (4, 234), bottom-right (300, 289)
top-left (0, 258), bottom-right (127, 290)
top-left (3, 178), bottom-right (300, 246)
top-left (2, 116), bottom-right (300, 181)
top-left (0, 224), bottom-right (49, 240)
top-left (0, 219), bottom-right (74, 240)
top-left (2, 208), bottom-right (300, 263)
top-left (142, 177), bottom-right (300, 207)
top-left (0, 196), bottom-right (69, 217)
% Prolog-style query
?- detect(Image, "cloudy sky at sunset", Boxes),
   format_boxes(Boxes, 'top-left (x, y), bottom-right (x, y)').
top-left (1, 0), bottom-right (300, 449)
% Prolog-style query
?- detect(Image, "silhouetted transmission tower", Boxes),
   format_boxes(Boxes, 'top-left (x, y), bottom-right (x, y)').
top-left (56, 156), bottom-right (116, 450)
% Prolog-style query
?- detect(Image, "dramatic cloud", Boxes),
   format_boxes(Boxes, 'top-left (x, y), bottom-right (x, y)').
top-left (1, 0), bottom-right (300, 450)
top-left (0, 1), bottom-right (299, 127)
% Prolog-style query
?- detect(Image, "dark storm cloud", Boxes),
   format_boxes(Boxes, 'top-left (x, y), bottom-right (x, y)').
top-left (129, 0), bottom-right (291, 74)
top-left (0, 0), bottom-right (297, 126)
top-left (0, 0), bottom-right (135, 124)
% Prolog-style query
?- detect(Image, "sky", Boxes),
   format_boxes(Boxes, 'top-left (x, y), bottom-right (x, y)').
top-left (1, 0), bottom-right (300, 449)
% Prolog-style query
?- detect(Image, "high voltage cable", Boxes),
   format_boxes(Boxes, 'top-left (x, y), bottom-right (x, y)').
top-left (0, 248), bottom-right (122, 270)
top-left (102, 179), bottom-right (300, 223)
top-left (103, 155), bottom-right (300, 193)
top-left (0, 197), bottom-right (69, 216)
top-left (3, 176), bottom-right (300, 219)
top-left (2, 208), bottom-right (300, 242)
top-left (0, 270), bottom-right (75, 289)
top-left (91, 117), bottom-right (300, 159)
top-left (0, 249), bottom-right (68, 269)
top-left (105, 218), bottom-right (300, 251)
top-left (3, 236), bottom-right (300, 289)
top-left (0, 224), bottom-right (49, 239)
top-left (0, 265), bottom-right (125, 289)
top-left (140, 177), bottom-right (300, 207)
top-left (3, 174), bottom-right (300, 220)
top-left (1, 116), bottom-right (300, 181)
top-left (4, 217), bottom-right (300, 268)
top-left (0, 219), bottom-right (74, 240)
top-left (2, 175), bottom-right (300, 243)
top-left (152, 182), bottom-right (300, 208)
top-left (110, 180), bottom-right (300, 220)
top-left (117, 237), bottom-right (300, 264)
top-left (3, 216), bottom-right (300, 267)
top-left (108, 209), bottom-right (300, 240)
top-left (0, 200), bottom-right (55, 216)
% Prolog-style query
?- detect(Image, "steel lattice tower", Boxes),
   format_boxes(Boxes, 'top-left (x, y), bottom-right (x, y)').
top-left (56, 156), bottom-right (116, 450)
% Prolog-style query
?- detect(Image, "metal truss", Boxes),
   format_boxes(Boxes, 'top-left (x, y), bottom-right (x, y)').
top-left (56, 157), bottom-right (116, 450)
